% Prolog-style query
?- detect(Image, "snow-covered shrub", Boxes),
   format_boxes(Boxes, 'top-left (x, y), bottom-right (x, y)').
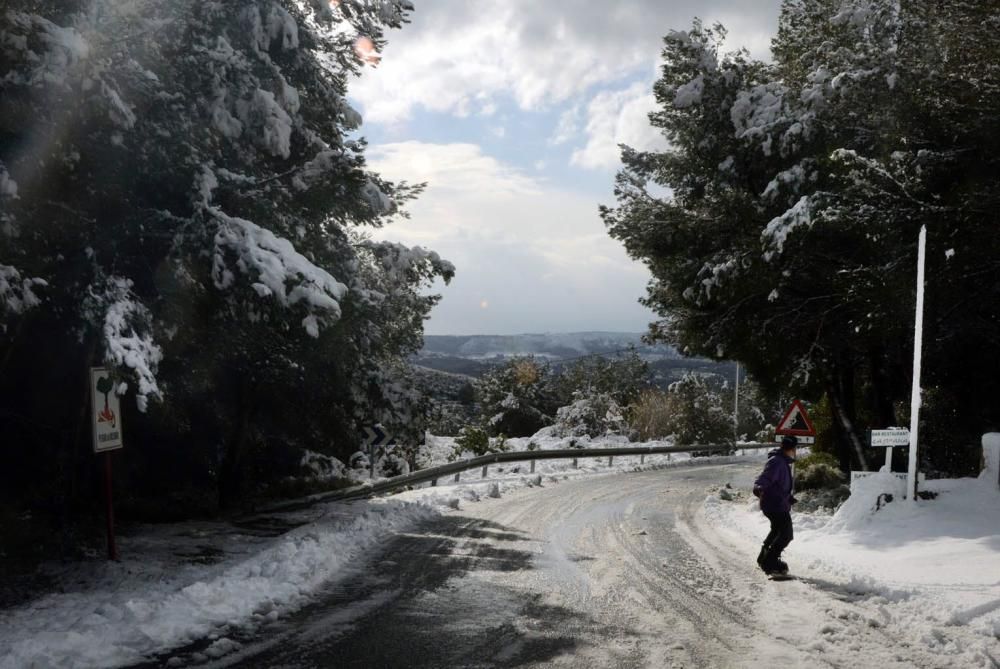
top-left (795, 452), bottom-right (846, 490)
top-left (477, 357), bottom-right (555, 437)
top-left (449, 426), bottom-right (508, 461)
top-left (553, 391), bottom-right (627, 438)
top-left (300, 450), bottom-right (347, 481)
top-left (663, 373), bottom-right (732, 445)
top-left (629, 389), bottom-right (673, 441)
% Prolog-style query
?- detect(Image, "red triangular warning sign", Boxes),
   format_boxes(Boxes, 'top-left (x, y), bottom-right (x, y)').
top-left (775, 399), bottom-right (816, 437)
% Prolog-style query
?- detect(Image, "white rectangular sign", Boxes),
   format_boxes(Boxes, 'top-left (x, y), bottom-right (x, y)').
top-left (773, 435), bottom-right (814, 444)
top-left (871, 429), bottom-right (910, 447)
top-left (91, 367), bottom-right (123, 453)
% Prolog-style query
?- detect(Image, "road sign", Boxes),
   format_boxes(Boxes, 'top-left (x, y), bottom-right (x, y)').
top-left (91, 367), bottom-right (123, 453)
top-left (774, 399), bottom-right (816, 443)
top-left (362, 424), bottom-right (390, 447)
top-left (870, 428), bottom-right (910, 448)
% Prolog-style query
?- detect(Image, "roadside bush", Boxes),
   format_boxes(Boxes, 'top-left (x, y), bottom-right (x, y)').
top-left (795, 452), bottom-right (846, 490)
top-left (449, 426), bottom-right (509, 460)
top-left (553, 391), bottom-right (627, 438)
top-left (662, 374), bottom-right (732, 446)
top-left (628, 389), bottom-right (673, 441)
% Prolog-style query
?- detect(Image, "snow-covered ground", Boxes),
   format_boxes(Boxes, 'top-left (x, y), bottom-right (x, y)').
top-left (0, 434), bottom-right (750, 669)
top-left (6, 433), bottom-right (998, 668)
top-left (703, 435), bottom-right (1000, 665)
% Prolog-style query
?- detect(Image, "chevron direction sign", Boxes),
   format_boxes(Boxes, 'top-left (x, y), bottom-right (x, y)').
top-left (362, 425), bottom-right (391, 447)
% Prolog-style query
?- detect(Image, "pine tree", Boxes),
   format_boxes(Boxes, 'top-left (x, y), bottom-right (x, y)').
top-left (603, 2), bottom-right (1000, 472)
top-left (0, 0), bottom-right (452, 511)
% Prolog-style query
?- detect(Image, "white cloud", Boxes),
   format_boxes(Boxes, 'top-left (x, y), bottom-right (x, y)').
top-left (351, 0), bottom-right (782, 124)
top-left (550, 104), bottom-right (582, 146)
top-left (367, 142), bottom-right (652, 334)
top-left (570, 82), bottom-right (669, 170)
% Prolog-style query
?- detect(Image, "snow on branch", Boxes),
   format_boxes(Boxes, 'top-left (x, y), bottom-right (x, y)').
top-left (365, 240), bottom-right (456, 286)
top-left (762, 195), bottom-right (813, 261)
top-left (84, 277), bottom-right (163, 411)
top-left (730, 83), bottom-right (790, 156)
top-left (0, 264), bottom-right (46, 316)
top-left (362, 179), bottom-right (396, 215)
top-left (1, 12), bottom-right (91, 89)
top-left (210, 207), bottom-right (348, 337)
top-left (0, 162), bottom-right (18, 200)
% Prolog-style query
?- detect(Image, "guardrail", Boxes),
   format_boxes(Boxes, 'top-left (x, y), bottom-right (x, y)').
top-left (260, 442), bottom-right (776, 513)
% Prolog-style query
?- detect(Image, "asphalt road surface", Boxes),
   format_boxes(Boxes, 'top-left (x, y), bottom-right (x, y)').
top-left (186, 464), bottom-right (961, 668)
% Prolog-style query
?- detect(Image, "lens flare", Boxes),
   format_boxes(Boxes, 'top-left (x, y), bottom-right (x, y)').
top-left (353, 35), bottom-right (381, 65)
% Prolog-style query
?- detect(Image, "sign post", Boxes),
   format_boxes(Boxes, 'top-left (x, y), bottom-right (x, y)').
top-left (91, 367), bottom-right (123, 561)
top-left (774, 399), bottom-right (817, 444)
top-left (870, 428), bottom-right (910, 473)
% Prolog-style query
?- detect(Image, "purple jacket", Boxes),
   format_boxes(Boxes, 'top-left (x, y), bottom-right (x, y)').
top-left (754, 449), bottom-right (794, 514)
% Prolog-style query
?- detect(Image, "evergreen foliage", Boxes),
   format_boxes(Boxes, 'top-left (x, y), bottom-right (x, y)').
top-left (602, 2), bottom-right (1000, 474)
top-left (0, 0), bottom-right (451, 518)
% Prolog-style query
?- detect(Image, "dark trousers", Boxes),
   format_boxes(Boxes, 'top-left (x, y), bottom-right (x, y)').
top-left (758, 511), bottom-right (793, 568)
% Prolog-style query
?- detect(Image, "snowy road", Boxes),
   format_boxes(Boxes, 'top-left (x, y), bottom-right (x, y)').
top-left (183, 464), bottom-right (979, 668)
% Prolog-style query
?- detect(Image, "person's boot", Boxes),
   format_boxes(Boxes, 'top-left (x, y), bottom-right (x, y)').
top-left (775, 559), bottom-right (789, 575)
top-left (756, 545), bottom-right (770, 571)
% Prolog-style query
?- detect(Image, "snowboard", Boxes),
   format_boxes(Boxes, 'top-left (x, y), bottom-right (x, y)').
top-left (767, 573), bottom-right (795, 581)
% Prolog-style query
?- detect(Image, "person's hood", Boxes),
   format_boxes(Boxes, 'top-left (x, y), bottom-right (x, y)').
top-left (768, 448), bottom-right (794, 462)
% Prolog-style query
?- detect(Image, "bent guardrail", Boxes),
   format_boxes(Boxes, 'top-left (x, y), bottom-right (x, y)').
top-left (259, 442), bottom-right (775, 513)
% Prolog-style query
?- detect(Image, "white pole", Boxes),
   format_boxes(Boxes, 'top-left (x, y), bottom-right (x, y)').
top-left (734, 362), bottom-right (740, 445)
top-left (906, 225), bottom-right (927, 500)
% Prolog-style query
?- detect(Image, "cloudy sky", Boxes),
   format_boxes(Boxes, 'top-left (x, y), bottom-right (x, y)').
top-left (353, 0), bottom-right (783, 335)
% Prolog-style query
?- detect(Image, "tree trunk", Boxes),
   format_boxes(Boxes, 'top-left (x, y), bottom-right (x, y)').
top-left (868, 344), bottom-right (898, 470)
top-left (829, 355), bottom-right (870, 471)
top-left (218, 374), bottom-right (256, 512)
top-left (869, 344), bottom-right (898, 427)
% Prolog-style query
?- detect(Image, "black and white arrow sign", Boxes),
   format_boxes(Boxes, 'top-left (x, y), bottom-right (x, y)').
top-left (362, 425), bottom-right (390, 447)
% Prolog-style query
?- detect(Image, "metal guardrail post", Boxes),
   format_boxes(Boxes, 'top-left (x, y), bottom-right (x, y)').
top-left (530, 459), bottom-right (535, 473)
top-left (640, 453), bottom-right (645, 464)
top-left (572, 458), bottom-right (578, 468)
top-left (481, 465), bottom-right (488, 479)
top-left (454, 472), bottom-right (460, 483)
top-left (608, 455), bottom-right (613, 467)
top-left (431, 478), bottom-right (437, 487)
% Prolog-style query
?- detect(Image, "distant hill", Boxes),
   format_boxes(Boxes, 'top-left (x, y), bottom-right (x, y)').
top-left (420, 332), bottom-right (679, 361)
top-left (414, 332), bottom-right (734, 386)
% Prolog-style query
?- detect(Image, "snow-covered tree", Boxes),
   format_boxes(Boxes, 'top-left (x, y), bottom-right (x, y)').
top-left (603, 3), bottom-right (1000, 472)
top-left (661, 373), bottom-right (732, 446)
top-left (0, 0), bottom-right (452, 509)
top-left (476, 357), bottom-right (555, 437)
top-left (549, 349), bottom-right (651, 408)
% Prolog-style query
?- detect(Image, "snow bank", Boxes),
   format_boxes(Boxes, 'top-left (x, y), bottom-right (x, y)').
top-left (827, 470), bottom-right (902, 532)
top-left (983, 433), bottom-right (1000, 483)
top-left (0, 499), bottom-right (437, 669)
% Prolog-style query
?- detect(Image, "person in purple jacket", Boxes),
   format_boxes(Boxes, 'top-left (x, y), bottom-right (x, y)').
top-left (753, 435), bottom-right (798, 575)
